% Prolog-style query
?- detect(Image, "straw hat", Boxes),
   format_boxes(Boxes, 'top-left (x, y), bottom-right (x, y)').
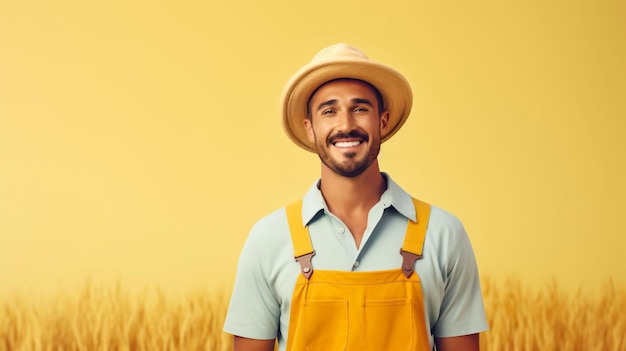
top-left (281, 43), bottom-right (413, 152)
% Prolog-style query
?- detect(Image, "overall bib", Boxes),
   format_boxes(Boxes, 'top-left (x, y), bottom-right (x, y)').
top-left (285, 198), bottom-right (432, 351)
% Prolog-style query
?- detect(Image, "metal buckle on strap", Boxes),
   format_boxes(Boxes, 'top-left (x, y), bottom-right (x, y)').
top-left (295, 252), bottom-right (315, 279)
top-left (400, 249), bottom-right (422, 278)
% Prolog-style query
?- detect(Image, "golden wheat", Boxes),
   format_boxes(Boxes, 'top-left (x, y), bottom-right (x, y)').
top-left (481, 277), bottom-right (626, 351)
top-left (0, 280), bottom-right (232, 351)
top-left (1, 278), bottom-right (624, 350)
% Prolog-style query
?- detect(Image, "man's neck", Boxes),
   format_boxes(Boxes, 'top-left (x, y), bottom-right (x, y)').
top-left (319, 162), bottom-right (387, 214)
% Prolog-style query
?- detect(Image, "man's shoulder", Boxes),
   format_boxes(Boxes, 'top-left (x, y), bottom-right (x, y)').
top-left (428, 205), bottom-right (465, 230)
top-left (250, 205), bottom-right (290, 234)
top-left (240, 205), bottom-right (295, 259)
top-left (383, 175), bottom-right (465, 233)
top-left (422, 204), bottom-right (474, 259)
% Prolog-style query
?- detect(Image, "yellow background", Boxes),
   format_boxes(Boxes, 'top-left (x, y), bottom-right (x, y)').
top-left (1, 0), bottom-right (624, 295)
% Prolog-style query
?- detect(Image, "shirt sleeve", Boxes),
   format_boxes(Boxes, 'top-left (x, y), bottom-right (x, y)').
top-left (223, 221), bottom-right (281, 340)
top-left (432, 221), bottom-right (489, 337)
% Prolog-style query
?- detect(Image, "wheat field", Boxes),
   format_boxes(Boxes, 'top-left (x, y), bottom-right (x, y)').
top-left (1, 278), bottom-right (624, 351)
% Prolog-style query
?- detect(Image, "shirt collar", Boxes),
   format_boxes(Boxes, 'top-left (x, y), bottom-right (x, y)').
top-left (300, 172), bottom-right (416, 226)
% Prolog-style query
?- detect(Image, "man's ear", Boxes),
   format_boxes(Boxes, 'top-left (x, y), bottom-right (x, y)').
top-left (380, 111), bottom-right (390, 133)
top-left (304, 118), bottom-right (315, 143)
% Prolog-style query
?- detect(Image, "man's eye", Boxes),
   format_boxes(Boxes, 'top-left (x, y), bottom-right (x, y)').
top-left (354, 107), bottom-right (368, 112)
top-left (322, 109), bottom-right (334, 115)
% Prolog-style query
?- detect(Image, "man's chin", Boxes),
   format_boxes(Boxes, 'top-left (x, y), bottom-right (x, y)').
top-left (331, 161), bottom-right (370, 178)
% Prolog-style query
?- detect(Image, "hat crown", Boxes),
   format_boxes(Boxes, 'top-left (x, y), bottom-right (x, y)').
top-left (311, 43), bottom-right (369, 62)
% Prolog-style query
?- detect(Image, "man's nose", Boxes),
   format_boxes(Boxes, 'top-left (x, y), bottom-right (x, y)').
top-left (336, 109), bottom-right (357, 132)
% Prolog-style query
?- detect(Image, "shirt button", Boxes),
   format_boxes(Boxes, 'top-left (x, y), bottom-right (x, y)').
top-left (353, 261), bottom-right (360, 268)
top-left (338, 227), bottom-right (345, 234)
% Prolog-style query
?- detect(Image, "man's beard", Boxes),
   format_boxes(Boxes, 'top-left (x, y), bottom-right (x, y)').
top-left (314, 130), bottom-right (381, 177)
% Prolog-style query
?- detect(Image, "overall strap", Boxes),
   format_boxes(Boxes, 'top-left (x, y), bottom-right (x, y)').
top-left (400, 198), bottom-right (431, 278)
top-left (286, 199), bottom-right (315, 279)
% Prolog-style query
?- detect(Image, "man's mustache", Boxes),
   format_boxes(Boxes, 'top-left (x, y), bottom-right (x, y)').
top-left (328, 130), bottom-right (369, 144)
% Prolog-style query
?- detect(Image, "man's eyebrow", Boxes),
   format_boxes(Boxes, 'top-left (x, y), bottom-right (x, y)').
top-left (316, 99), bottom-right (338, 112)
top-left (352, 98), bottom-right (373, 107)
top-left (316, 98), bottom-right (374, 112)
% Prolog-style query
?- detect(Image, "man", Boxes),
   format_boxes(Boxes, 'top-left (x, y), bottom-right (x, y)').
top-left (224, 43), bottom-right (488, 351)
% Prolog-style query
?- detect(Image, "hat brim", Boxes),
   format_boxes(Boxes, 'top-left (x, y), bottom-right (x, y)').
top-left (281, 56), bottom-right (412, 152)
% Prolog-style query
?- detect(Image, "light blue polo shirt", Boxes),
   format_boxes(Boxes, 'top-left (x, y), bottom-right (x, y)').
top-left (224, 173), bottom-right (488, 350)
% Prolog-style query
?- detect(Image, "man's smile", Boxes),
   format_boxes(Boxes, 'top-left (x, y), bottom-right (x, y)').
top-left (333, 140), bottom-right (362, 148)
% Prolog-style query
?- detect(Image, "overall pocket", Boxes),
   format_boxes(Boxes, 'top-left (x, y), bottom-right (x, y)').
top-left (363, 298), bottom-right (414, 351)
top-left (302, 299), bottom-right (348, 351)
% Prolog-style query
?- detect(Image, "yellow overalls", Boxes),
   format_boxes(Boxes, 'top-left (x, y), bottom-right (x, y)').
top-left (285, 198), bottom-right (433, 351)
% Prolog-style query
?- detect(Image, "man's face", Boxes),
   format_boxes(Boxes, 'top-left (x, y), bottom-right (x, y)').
top-left (304, 79), bottom-right (389, 177)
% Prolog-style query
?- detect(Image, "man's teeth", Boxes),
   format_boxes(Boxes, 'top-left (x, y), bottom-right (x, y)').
top-left (334, 141), bottom-right (361, 148)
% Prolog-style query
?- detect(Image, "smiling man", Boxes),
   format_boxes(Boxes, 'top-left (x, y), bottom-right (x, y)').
top-left (224, 43), bottom-right (488, 351)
